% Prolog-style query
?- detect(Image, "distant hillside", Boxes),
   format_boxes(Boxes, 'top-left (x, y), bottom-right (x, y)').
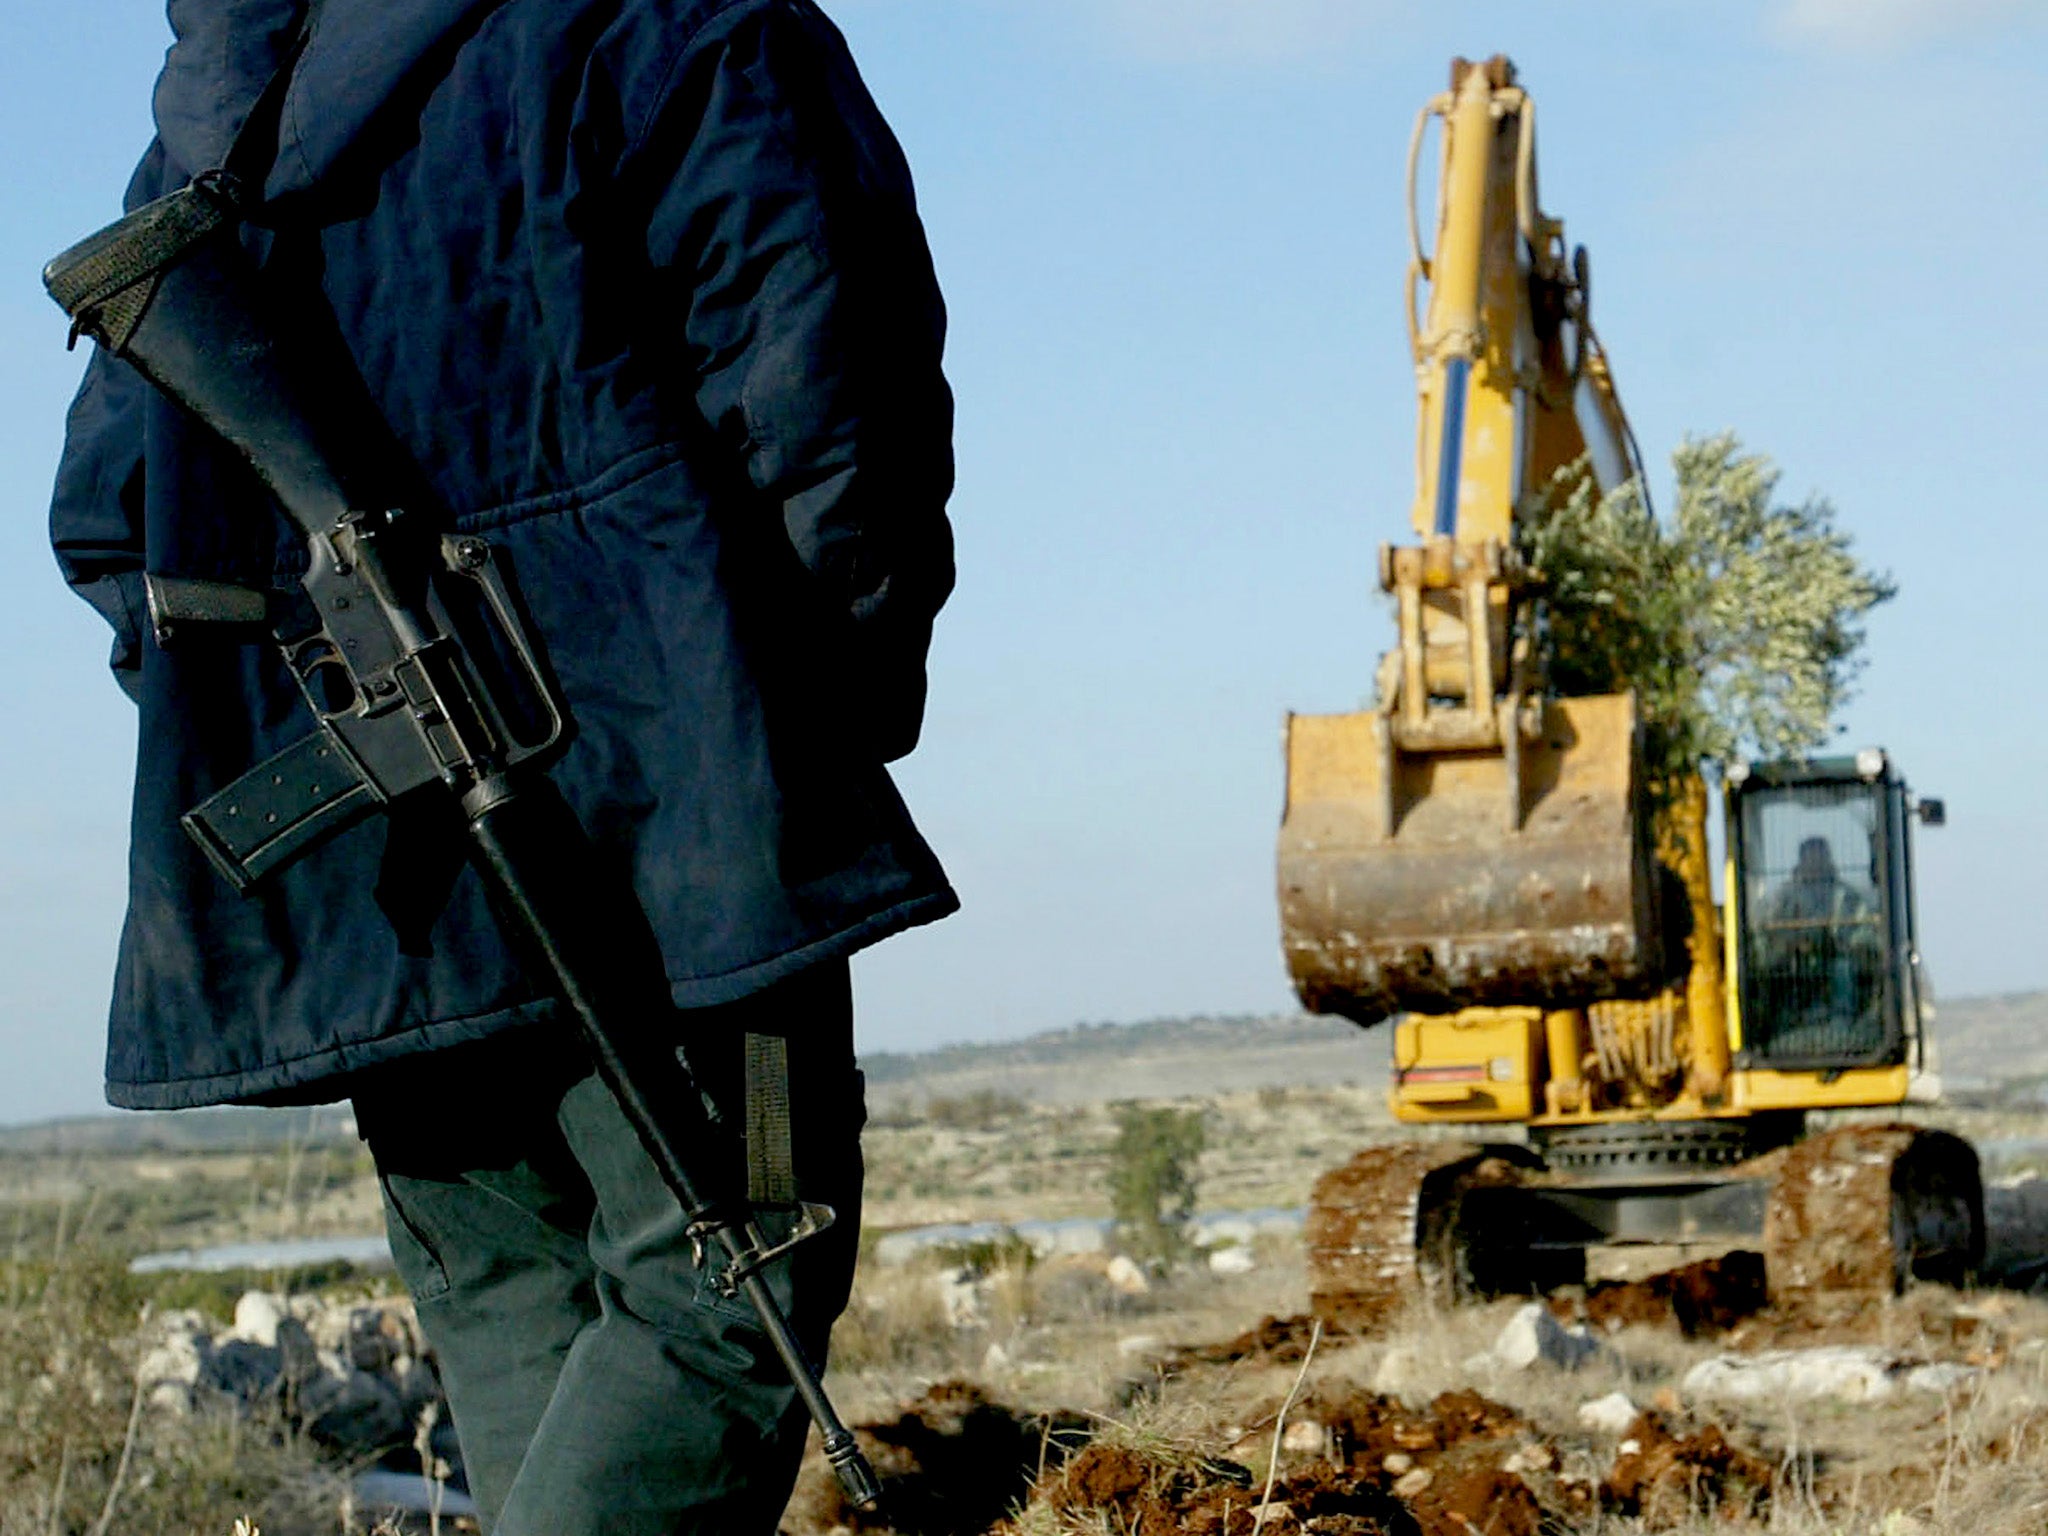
top-left (5, 990), bottom-right (2041, 1150)
top-left (860, 1012), bottom-right (1389, 1114)
top-left (0, 1103), bottom-right (356, 1156)
top-left (1934, 990), bottom-right (2048, 1087)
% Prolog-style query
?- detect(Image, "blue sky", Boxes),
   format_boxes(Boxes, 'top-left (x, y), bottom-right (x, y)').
top-left (1, 0), bottom-right (2042, 1123)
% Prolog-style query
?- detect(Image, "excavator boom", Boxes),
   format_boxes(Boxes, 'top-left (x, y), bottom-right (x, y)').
top-left (1278, 56), bottom-right (1659, 1022)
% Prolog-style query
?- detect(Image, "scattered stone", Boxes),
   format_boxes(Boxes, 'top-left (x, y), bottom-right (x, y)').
top-left (981, 1341), bottom-right (1011, 1373)
top-left (1391, 1466), bottom-right (1432, 1497)
top-left (1208, 1245), bottom-right (1257, 1276)
top-left (137, 1310), bottom-right (210, 1413)
top-left (1489, 1302), bottom-right (1601, 1371)
top-left (1281, 1418), bottom-right (1325, 1453)
top-left (1576, 1391), bottom-right (1638, 1435)
top-left (1381, 1451), bottom-right (1413, 1475)
top-left (1502, 1444), bottom-right (1555, 1477)
top-left (1903, 1362), bottom-right (1979, 1395)
top-left (1115, 1334), bottom-right (1163, 1359)
top-left (300, 1367), bottom-right (407, 1450)
top-left (232, 1290), bottom-right (287, 1347)
top-left (1683, 1345), bottom-right (1978, 1406)
top-left (205, 1338), bottom-right (283, 1403)
top-left (1104, 1255), bottom-right (1150, 1296)
top-left (1371, 1344), bottom-right (1425, 1397)
top-left (932, 1266), bottom-right (989, 1328)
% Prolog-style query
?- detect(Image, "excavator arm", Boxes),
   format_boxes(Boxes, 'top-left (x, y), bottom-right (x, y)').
top-left (1279, 56), bottom-right (1661, 1024)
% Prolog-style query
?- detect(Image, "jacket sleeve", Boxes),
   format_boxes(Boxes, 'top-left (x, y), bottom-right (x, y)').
top-left (638, 0), bottom-right (955, 760)
top-left (48, 145), bottom-right (170, 705)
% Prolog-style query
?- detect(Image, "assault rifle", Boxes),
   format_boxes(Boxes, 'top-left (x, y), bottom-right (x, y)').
top-left (45, 174), bottom-right (883, 1509)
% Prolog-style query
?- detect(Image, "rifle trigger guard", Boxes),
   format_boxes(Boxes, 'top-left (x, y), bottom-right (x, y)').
top-left (709, 1202), bottom-right (839, 1297)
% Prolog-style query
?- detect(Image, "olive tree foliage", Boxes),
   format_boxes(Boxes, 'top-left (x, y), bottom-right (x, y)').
top-left (1518, 433), bottom-right (1895, 786)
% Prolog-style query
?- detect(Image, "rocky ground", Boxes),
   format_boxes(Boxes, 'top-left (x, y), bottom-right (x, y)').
top-left (9, 1044), bottom-right (2048, 1532)
top-left (785, 1239), bottom-right (2048, 1536)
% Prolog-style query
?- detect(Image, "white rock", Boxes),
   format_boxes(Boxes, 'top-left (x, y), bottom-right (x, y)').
top-left (1904, 1363), bottom-right (1979, 1396)
top-left (1115, 1334), bottom-right (1164, 1359)
top-left (1381, 1452), bottom-right (1414, 1475)
top-left (1105, 1255), bottom-right (1151, 1296)
top-left (1208, 1246), bottom-right (1257, 1276)
top-left (137, 1314), bottom-right (210, 1415)
top-left (1490, 1302), bottom-right (1600, 1371)
top-left (931, 1266), bottom-right (989, 1328)
top-left (1392, 1467), bottom-right (1433, 1498)
top-left (982, 1342), bottom-right (1011, 1373)
top-left (1281, 1419), bottom-right (1325, 1454)
top-left (1684, 1346), bottom-right (1900, 1405)
top-left (232, 1291), bottom-right (287, 1347)
top-left (1576, 1391), bottom-right (1639, 1435)
top-left (1372, 1345), bottom-right (1426, 1397)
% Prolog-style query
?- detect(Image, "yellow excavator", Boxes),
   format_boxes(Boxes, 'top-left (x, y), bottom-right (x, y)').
top-left (1278, 56), bottom-right (1980, 1327)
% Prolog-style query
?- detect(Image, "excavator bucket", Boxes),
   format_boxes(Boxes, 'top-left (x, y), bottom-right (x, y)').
top-left (1278, 691), bottom-right (1661, 1024)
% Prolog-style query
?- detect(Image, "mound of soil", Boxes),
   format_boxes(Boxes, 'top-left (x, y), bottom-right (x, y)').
top-left (1164, 1313), bottom-right (1328, 1369)
top-left (791, 1357), bottom-right (1775, 1536)
top-left (1602, 1411), bottom-right (1771, 1525)
top-left (1553, 1251), bottom-right (1770, 1338)
top-left (784, 1381), bottom-right (1089, 1536)
top-left (1311, 1386), bottom-right (1528, 1464)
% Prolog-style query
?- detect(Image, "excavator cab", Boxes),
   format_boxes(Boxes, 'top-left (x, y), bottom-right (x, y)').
top-left (1728, 751), bottom-right (1934, 1072)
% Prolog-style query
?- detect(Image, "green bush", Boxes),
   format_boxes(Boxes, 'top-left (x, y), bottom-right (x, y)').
top-left (1105, 1104), bottom-right (1206, 1265)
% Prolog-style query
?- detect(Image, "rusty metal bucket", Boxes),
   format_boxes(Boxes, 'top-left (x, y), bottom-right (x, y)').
top-left (1278, 691), bottom-right (1661, 1024)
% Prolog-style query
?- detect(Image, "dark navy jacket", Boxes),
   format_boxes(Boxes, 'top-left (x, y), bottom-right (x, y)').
top-left (49, 0), bottom-right (957, 1109)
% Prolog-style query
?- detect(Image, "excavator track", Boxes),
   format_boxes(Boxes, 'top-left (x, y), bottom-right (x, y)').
top-left (1762, 1125), bottom-right (1983, 1296)
top-left (1306, 1142), bottom-right (1546, 1332)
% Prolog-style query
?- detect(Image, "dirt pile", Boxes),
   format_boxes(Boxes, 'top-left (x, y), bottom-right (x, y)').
top-left (1550, 1251), bottom-right (1769, 1338)
top-left (1601, 1411), bottom-right (1771, 1524)
top-left (1163, 1312), bottom-right (1327, 1369)
top-left (784, 1381), bottom-right (1089, 1535)
top-left (1002, 1388), bottom-right (1550, 1536)
top-left (792, 1369), bottom-right (1779, 1535)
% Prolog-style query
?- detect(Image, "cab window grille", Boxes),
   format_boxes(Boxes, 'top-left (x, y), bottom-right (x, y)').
top-left (1738, 781), bottom-right (1891, 1065)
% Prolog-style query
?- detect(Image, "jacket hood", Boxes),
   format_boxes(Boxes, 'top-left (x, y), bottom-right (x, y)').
top-left (155, 0), bottom-right (504, 206)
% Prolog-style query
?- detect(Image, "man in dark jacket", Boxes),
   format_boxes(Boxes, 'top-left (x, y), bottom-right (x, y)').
top-left (49, 0), bottom-right (955, 1528)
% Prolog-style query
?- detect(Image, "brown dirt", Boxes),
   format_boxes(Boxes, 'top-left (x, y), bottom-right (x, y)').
top-left (1164, 1312), bottom-right (1327, 1369)
top-left (1551, 1251), bottom-right (1769, 1338)
top-left (797, 1369), bottom-right (1786, 1536)
top-left (782, 1381), bottom-right (1089, 1535)
top-left (1311, 1386), bottom-right (1529, 1464)
top-left (1601, 1411), bottom-right (1771, 1526)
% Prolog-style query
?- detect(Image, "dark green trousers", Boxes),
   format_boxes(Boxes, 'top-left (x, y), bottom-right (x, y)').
top-left (352, 963), bottom-right (862, 1535)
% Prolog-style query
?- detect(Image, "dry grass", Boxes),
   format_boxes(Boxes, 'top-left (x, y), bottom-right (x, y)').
top-left (0, 1246), bottom-right (355, 1536)
top-left (819, 1218), bottom-right (2048, 1535)
top-left (8, 1081), bottom-right (2048, 1533)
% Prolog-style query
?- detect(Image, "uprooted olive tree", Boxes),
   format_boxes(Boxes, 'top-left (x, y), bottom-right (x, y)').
top-left (1518, 432), bottom-right (1895, 787)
